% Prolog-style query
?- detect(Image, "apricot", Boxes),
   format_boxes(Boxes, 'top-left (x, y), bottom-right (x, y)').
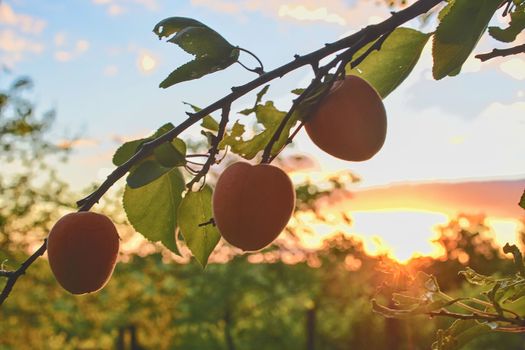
top-left (305, 75), bottom-right (387, 161)
top-left (47, 212), bottom-right (120, 294)
top-left (212, 162), bottom-right (295, 251)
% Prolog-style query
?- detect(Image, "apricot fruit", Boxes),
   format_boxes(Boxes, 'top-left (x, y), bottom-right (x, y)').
top-left (212, 162), bottom-right (295, 251)
top-left (47, 212), bottom-right (120, 294)
top-left (305, 75), bottom-right (387, 161)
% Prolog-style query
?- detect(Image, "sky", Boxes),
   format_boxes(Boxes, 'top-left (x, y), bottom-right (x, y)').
top-left (1, 0), bottom-right (524, 261)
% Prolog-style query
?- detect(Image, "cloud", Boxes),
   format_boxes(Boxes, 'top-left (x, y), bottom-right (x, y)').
top-left (0, 3), bottom-right (46, 34)
top-left (0, 29), bottom-right (44, 66)
top-left (0, 29), bottom-right (44, 53)
top-left (75, 39), bottom-right (90, 53)
top-left (333, 99), bottom-right (525, 186)
top-left (53, 39), bottom-right (90, 62)
top-left (92, 0), bottom-right (158, 16)
top-left (190, 0), bottom-right (386, 27)
top-left (57, 138), bottom-right (100, 150)
top-left (54, 32), bottom-right (67, 47)
top-left (278, 5), bottom-right (346, 25)
top-left (54, 50), bottom-right (72, 62)
top-left (499, 58), bottom-right (525, 80)
top-left (103, 64), bottom-right (119, 76)
top-left (0, 4), bottom-right (46, 67)
top-left (108, 4), bottom-right (125, 16)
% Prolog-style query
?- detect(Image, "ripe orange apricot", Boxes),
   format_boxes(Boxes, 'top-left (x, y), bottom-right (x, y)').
top-left (305, 75), bottom-right (387, 161)
top-left (47, 212), bottom-right (120, 295)
top-left (212, 162), bottom-right (295, 251)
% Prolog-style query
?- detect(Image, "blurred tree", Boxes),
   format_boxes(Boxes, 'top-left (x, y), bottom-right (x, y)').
top-left (0, 75), bottom-right (73, 261)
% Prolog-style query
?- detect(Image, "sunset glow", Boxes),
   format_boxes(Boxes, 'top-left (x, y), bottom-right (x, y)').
top-left (288, 204), bottom-right (523, 264)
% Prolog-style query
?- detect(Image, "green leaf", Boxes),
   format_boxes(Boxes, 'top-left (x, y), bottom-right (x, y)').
top-left (437, 0), bottom-right (456, 21)
top-left (126, 160), bottom-right (171, 189)
top-left (519, 189), bottom-right (525, 210)
top-left (184, 102), bottom-right (220, 132)
top-left (459, 267), bottom-right (497, 286)
top-left (113, 139), bottom-right (145, 166)
top-left (219, 120), bottom-right (245, 147)
top-left (346, 27), bottom-right (430, 98)
top-left (153, 17), bottom-right (240, 88)
top-left (291, 88), bottom-right (305, 96)
top-left (201, 116), bottom-right (220, 132)
top-left (503, 243), bottom-right (525, 276)
top-left (504, 282), bottom-right (525, 302)
top-left (220, 101), bottom-right (299, 159)
top-left (489, 4), bottom-right (525, 43)
top-left (432, 320), bottom-right (492, 350)
top-left (432, 0), bottom-right (502, 80)
top-left (154, 138), bottom-right (186, 167)
top-left (177, 186), bottom-right (221, 267)
top-left (159, 55), bottom-right (239, 89)
top-left (254, 85), bottom-right (270, 105)
top-left (123, 167), bottom-right (185, 255)
top-left (112, 123), bottom-right (177, 166)
top-left (239, 85), bottom-right (270, 116)
top-left (152, 17), bottom-right (206, 39)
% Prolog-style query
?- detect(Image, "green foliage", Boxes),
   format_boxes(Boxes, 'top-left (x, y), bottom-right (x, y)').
top-left (346, 27), bottom-right (430, 98)
top-left (112, 123), bottom-right (186, 168)
top-left (519, 190), bottom-right (525, 210)
top-left (153, 17), bottom-right (240, 88)
top-left (220, 101), bottom-right (298, 159)
top-left (219, 86), bottom-right (302, 159)
top-left (126, 160), bottom-right (174, 188)
top-left (154, 138), bottom-right (187, 168)
top-left (0, 76), bottom-right (73, 256)
top-left (489, 3), bottom-right (525, 43)
top-left (432, 0), bottom-right (502, 79)
top-left (123, 167), bottom-right (185, 255)
top-left (433, 320), bottom-right (491, 350)
top-left (177, 186), bottom-right (221, 267)
top-left (375, 243), bottom-right (525, 350)
top-left (201, 115), bottom-right (220, 132)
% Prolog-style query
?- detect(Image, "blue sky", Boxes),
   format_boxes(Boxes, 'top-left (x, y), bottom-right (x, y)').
top-left (1, 0), bottom-right (524, 190)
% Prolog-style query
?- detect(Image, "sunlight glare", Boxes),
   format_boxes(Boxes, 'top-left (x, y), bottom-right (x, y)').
top-left (350, 209), bottom-right (449, 263)
top-left (485, 218), bottom-right (522, 246)
top-left (139, 53), bottom-right (157, 73)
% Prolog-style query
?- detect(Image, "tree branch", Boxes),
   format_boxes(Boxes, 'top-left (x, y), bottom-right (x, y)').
top-left (0, 0), bottom-right (445, 307)
top-left (428, 309), bottom-right (525, 327)
top-left (475, 43), bottom-right (525, 62)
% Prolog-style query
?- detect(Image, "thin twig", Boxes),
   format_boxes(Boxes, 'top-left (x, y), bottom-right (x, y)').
top-left (0, 270), bottom-right (14, 278)
top-left (198, 218), bottom-right (215, 227)
top-left (350, 29), bottom-right (394, 69)
top-left (237, 47), bottom-right (265, 75)
top-left (186, 105), bottom-right (230, 190)
top-left (428, 309), bottom-right (525, 326)
top-left (475, 43), bottom-right (525, 62)
top-left (186, 153), bottom-right (209, 158)
top-left (186, 160), bottom-right (205, 166)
